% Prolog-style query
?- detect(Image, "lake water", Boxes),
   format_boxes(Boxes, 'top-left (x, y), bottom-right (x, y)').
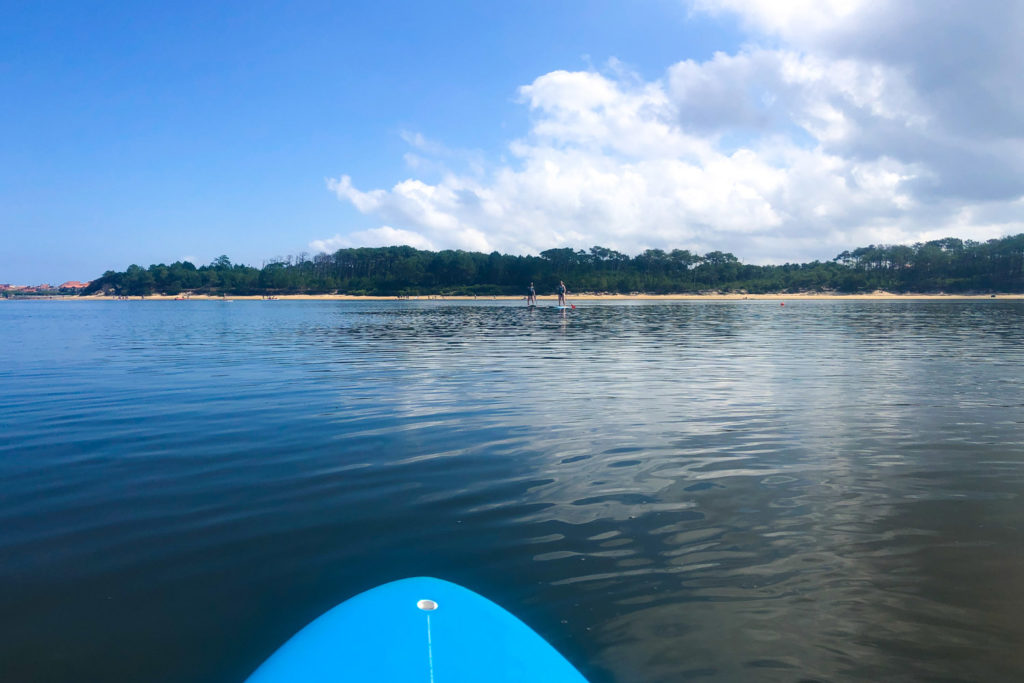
top-left (2, 299), bottom-right (1023, 682)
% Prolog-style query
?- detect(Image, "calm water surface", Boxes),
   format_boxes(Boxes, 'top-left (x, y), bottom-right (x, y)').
top-left (2, 300), bottom-right (1024, 682)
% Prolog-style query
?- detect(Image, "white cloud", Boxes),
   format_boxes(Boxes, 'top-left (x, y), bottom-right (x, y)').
top-left (690, 0), bottom-right (1024, 200)
top-left (315, 2), bottom-right (1024, 263)
top-left (310, 226), bottom-right (437, 252)
top-left (690, 0), bottom-right (870, 40)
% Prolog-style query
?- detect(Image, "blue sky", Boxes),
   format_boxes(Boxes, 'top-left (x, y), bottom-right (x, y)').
top-left (3, 1), bottom-right (1022, 284)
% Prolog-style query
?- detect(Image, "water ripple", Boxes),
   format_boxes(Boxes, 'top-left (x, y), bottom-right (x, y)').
top-left (2, 300), bottom-right (1024, 682)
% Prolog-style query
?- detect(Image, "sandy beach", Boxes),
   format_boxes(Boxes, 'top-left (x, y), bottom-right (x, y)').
top-left (64, 292), bottom-right (1024, 301)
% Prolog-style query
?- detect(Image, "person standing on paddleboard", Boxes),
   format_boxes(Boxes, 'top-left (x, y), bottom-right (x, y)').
top-left (527, 282), bottom-right (536, 306)
top-left (557, 280), bottom-right (568, 306)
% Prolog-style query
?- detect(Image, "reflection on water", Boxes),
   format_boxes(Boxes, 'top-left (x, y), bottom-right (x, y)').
top-left (2, 300), bottom-right (1024, 682)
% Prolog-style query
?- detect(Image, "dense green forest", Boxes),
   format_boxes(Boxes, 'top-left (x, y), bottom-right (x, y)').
top-left (81, 235), bottom-right (1024, 296)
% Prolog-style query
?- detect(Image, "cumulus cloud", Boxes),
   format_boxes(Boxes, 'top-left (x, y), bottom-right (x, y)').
top-left (690, 0), bottom-right (871, 40)
top-left (691, 0), bottom-right (1024, 199)
top-left (315, 1), bottom-right (1024, 263)
top-left (310, 226), bottom-right (437, 253)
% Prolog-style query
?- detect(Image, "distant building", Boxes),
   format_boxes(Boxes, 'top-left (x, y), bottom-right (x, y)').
top-left (0, 282), bottom-right (84, 293)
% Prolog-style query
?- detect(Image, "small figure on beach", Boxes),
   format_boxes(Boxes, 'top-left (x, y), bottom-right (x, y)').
top-left (557, 280), bottom-right (568, 306)
top-left (527, 282), bottom-right (536, 306)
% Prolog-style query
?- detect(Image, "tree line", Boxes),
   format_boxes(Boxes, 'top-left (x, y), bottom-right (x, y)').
top-left (81, 235), bottom-right (1024, 297)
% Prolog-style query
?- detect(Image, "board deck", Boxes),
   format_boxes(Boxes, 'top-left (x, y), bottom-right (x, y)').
top-left (245, 577), bottom-right (588, 682)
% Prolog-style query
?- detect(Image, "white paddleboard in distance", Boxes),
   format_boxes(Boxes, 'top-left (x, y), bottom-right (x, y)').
top-left (245, 577), bottom-right (589, 682)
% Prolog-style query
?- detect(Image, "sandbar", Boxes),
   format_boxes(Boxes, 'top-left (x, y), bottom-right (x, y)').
top-left (60, 292), bottom-right (1024, 301)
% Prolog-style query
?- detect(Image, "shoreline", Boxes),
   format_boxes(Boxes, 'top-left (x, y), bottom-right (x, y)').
top-left (18, 292), bottom-right (1024, 301)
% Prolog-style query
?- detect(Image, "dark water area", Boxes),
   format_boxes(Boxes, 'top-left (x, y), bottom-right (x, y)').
top-left (2, 299), bottom-right (1024, 682)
